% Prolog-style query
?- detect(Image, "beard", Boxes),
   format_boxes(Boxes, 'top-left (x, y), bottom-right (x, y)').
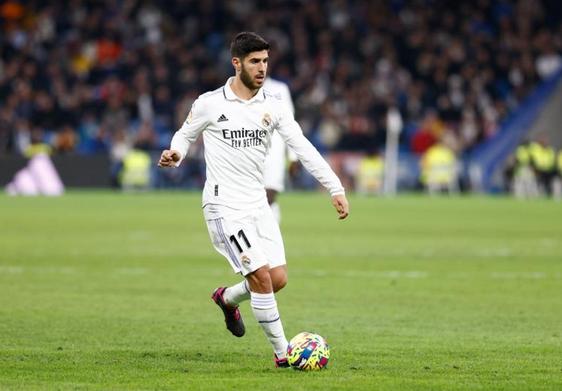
top-left (240, 64), bottom-right (262, 90)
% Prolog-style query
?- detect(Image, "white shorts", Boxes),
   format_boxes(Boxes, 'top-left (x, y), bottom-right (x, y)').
top-left (263, 131), bottom-right (287, 192)
top-left (204, 203), bottom-right (287, 276)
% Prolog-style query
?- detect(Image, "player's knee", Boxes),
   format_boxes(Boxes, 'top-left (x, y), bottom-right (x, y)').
top-left (270, 265), bottom-right (287, 292)
top-left (247, 267), bottom-right (273, 293)
top-left (273, 275), bottom-right (287, 292)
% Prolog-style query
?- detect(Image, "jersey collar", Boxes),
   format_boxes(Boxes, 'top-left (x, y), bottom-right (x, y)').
top-left (223, 77), bottom-right (266, 103)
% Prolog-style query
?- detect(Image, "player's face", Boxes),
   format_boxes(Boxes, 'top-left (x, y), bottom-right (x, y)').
top-left (239, 50), bottom-right (268, 90)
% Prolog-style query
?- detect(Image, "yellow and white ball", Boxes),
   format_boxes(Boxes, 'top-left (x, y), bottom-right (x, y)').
top-left (287, 332), bottom-right (330, 371)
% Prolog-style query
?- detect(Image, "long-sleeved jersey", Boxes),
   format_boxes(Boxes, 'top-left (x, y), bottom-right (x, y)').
top-left (170, 77), bottom-right (344, 210)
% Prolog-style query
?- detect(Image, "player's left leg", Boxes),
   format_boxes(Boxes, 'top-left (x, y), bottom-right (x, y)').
top-left (250, 205), bottom-right (290, 366)
top-left (269, 265), bottom-right (287, 293)
top-left (209, 205), bottom-right (290, 365)
top-left (246, 266), bottom-right (289, 367)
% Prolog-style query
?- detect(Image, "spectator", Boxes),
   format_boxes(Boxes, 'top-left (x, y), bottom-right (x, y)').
top-left (529, 136), bottom-right (557, 195)
top-left (24, 128), bottom-right (51, 158)
top-left (505, 140), bottom-right (540, 198)
top-left (553, 150), bottom-right (562, 198)
top-left (0, 0), bottom-right (559, 188)
top-left (420, 142), bottom-right (458, 194)
top-left (355, 149), bottom-right (384, 196)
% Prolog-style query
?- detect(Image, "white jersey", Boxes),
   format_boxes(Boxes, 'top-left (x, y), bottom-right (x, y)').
top-left (263, 77), bottom-right (297, 192)
top-left (263, 77), bottom-right (294, 114)
top-left (170, 77), bottom-right (344, 210)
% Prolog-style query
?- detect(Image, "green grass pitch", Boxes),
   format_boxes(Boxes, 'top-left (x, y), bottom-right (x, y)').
top-left (0, 192), bottom-right (561, 390)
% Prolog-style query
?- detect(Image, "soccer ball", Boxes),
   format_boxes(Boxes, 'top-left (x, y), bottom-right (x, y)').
top-left (287, 332), bottom-right (330, 371)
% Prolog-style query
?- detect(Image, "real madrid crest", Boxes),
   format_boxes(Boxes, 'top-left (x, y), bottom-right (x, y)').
top-left (262, 113), bottom-right (272, 127)
top-left (241, 254), bottom-right (251, 265)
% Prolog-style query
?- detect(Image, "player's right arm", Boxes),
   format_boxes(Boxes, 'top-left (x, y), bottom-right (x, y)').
top-left (158, 98), bottom-right (208, 168)
top-left (158, 150), bottom-right (182, 167)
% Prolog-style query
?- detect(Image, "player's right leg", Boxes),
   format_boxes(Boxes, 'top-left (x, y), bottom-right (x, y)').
top-left (211, 286), bottom-right (245, 337)
top-left (205, 211), bottom-right (253, 338)
top-left (205, 206), bottom-right (289, 365)
top-left (222, 280), bottom-right (251, 306)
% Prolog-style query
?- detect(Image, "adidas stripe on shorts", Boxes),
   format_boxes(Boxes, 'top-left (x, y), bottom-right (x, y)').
top-left (203, 203), bottom-right (287, 276)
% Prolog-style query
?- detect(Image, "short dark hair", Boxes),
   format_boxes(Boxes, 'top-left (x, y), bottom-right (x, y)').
top-left (230, 32), bottom-right (270, 59)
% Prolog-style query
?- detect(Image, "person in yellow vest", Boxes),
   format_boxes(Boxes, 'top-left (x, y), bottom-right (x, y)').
top-left (529, 137), bottom-right (556, 195)
top-left (120, 147), bottom-right (152, 190)
top-left (420, 142), bottom-right (458, 194)
top-left (509, 140), bottom-right (539, 198)
top-left (552, 150), bottom-right (562, 199)
top-left (24, 128), bottom-right (52, 158)
top-left (355, 149), bottom-right (384, 195)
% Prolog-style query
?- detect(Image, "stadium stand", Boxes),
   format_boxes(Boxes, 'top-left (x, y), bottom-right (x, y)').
top-left (0, 0), bottom-right (561, 191)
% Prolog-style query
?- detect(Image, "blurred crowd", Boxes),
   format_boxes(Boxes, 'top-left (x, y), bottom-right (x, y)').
top-left (1, 0), bottom-right (561, 166)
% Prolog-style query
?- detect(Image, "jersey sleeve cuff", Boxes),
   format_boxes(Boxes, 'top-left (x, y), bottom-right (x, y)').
top-left (173, 152), bottom-right (184, 167)
top-left (329, 188), bottom-right (345, 197)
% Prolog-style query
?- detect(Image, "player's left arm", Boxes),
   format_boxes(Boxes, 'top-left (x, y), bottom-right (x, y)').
top-left (276, 111), bottom-right (349, 220)
top-left (331, 193), bottom-right (349, 220)
top-left (279, 84), bottom-right (301, 178)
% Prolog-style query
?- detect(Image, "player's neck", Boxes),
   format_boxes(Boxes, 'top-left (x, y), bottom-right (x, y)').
top-left (230, 77), bottom-right (259, 101)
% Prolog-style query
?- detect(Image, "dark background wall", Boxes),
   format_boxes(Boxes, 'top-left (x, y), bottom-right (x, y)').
top-left (0, 155), bottom-right (112, 188)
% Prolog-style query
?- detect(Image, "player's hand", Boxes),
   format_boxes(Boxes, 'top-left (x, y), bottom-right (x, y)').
top-left (331, 194), bottom-right (349, 220)
top-left (158, 150), bottom-right (181, 167)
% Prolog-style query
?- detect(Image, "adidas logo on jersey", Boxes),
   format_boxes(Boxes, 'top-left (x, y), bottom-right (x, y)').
top-left (217, 114), bottom-right (229, 122)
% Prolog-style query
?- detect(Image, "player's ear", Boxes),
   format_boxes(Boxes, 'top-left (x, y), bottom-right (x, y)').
top-left (232, 57), bottom-right (241, 73)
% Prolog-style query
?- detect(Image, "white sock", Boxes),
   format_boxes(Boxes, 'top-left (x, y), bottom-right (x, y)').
top-left (270, 202), bottom-right (281, 224)
top-left (223, 280), bottom-right (251, 306)
top-left (250, 292), bottom-right (288, 358)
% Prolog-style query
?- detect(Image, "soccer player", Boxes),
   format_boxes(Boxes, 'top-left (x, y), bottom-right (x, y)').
top-left (158, 32), bottom-right (349, 367)
top-left (263, 76), bottom-right (298, 223)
